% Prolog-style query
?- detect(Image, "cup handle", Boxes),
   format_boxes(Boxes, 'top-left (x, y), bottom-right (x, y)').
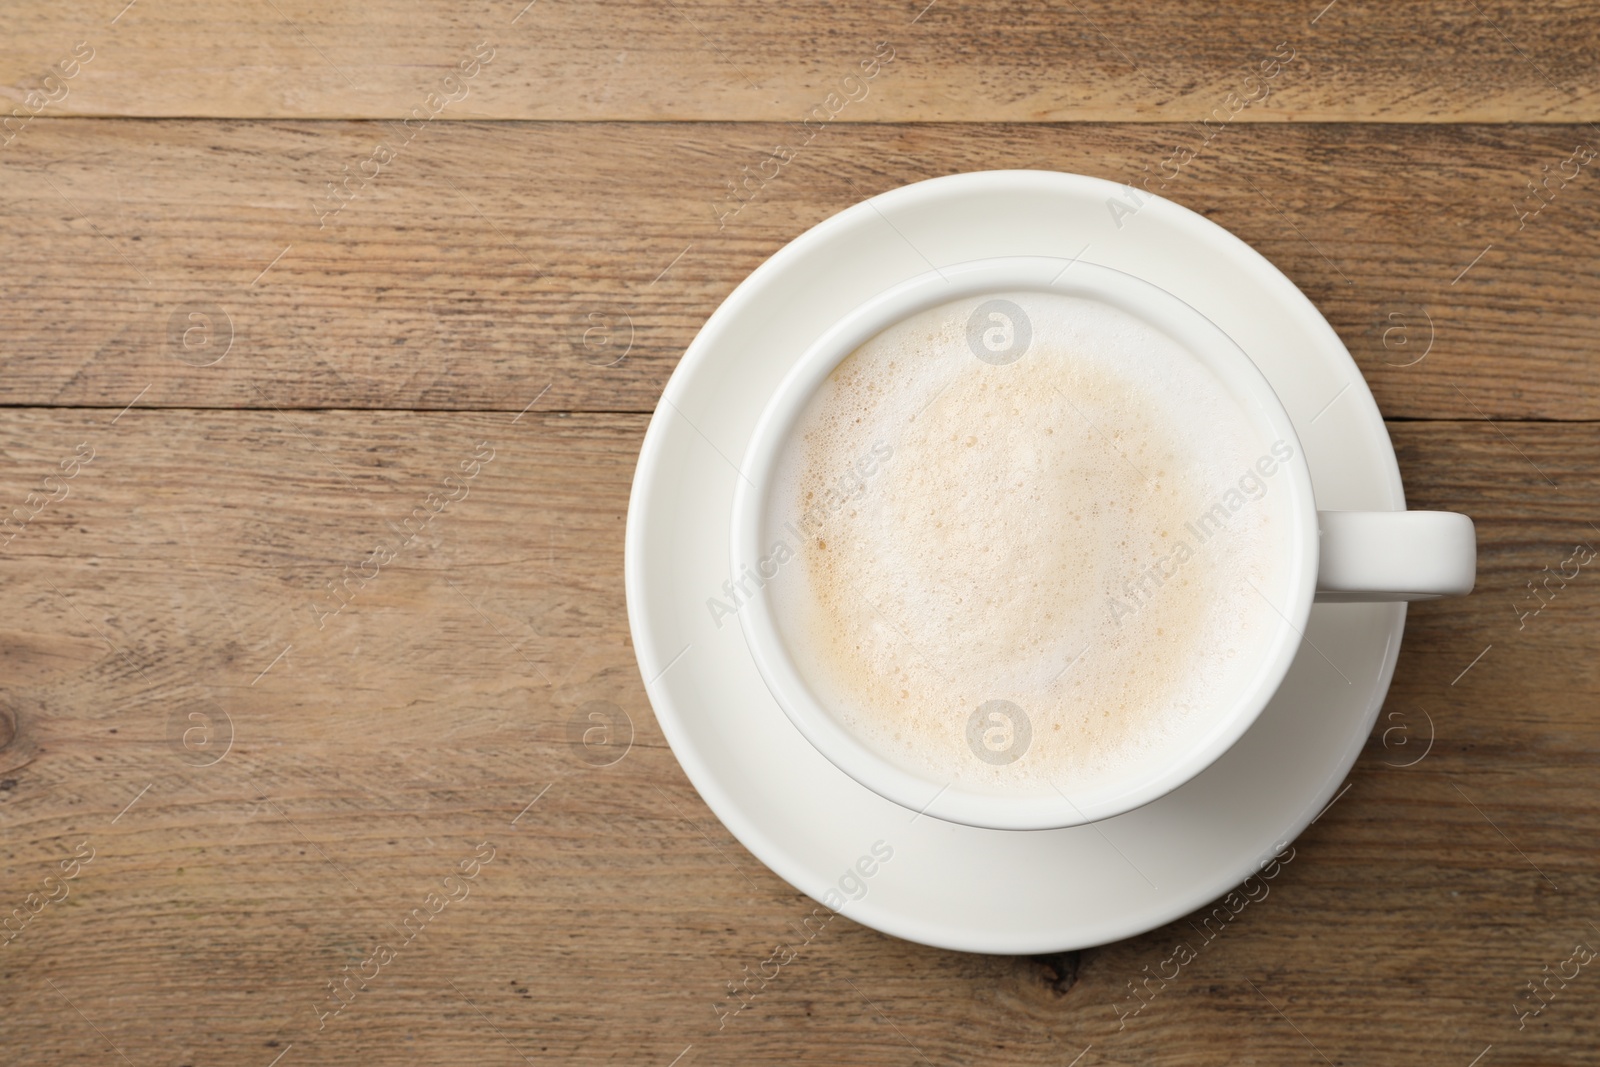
top-left (1315, 511), bottom-right (1476, 602)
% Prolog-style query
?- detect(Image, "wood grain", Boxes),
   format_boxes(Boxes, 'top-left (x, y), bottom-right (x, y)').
top-left (6, 2), bottom-right (1599, 1061)
top-left (0, 411), bottom-right (1596, 1065)
top-left (1, 0), bottom-right (1597, 122)
top-left (3, 119), bottom-right (1600, 418)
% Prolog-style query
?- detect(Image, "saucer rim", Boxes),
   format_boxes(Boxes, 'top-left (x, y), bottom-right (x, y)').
top-left (625, 168), bottom-right (1405, 954)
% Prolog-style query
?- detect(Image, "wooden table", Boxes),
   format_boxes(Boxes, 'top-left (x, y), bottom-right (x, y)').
top-left (2, 3), bottom-right (1597, 1064)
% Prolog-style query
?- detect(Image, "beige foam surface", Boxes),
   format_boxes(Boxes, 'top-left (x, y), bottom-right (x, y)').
top-left (763, 291), bottom-right (1295, 798)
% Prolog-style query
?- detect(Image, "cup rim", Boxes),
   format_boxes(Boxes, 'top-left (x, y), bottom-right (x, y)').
top-left (731, 256), bottom-right (1319, 830)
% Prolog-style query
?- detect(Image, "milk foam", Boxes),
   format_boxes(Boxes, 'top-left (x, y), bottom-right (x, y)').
top-left (764, 291), bottom-right (1294, 799)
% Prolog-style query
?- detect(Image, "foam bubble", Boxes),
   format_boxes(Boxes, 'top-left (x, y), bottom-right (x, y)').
top-left (764, 291), bottom-right (1294, 800)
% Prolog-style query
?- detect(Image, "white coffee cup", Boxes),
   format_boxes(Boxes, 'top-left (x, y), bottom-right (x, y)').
top-left (732, 257), bottom-right (1474, 831)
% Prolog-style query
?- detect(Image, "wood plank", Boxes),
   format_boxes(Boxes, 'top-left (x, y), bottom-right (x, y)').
top-left (3, 119), bottom-right (1600, 418)
top-left (1, 0), bottom-right (1597, 122)
top-left (0, 410), bottom-right (1595, 1064)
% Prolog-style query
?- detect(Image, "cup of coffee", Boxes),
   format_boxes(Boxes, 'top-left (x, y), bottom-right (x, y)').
top-left (731, 257), bottom-right (1474, 831)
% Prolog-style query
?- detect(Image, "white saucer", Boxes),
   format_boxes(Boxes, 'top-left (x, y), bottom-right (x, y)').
top-left (625, 171), bottom-right (1406, 954)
